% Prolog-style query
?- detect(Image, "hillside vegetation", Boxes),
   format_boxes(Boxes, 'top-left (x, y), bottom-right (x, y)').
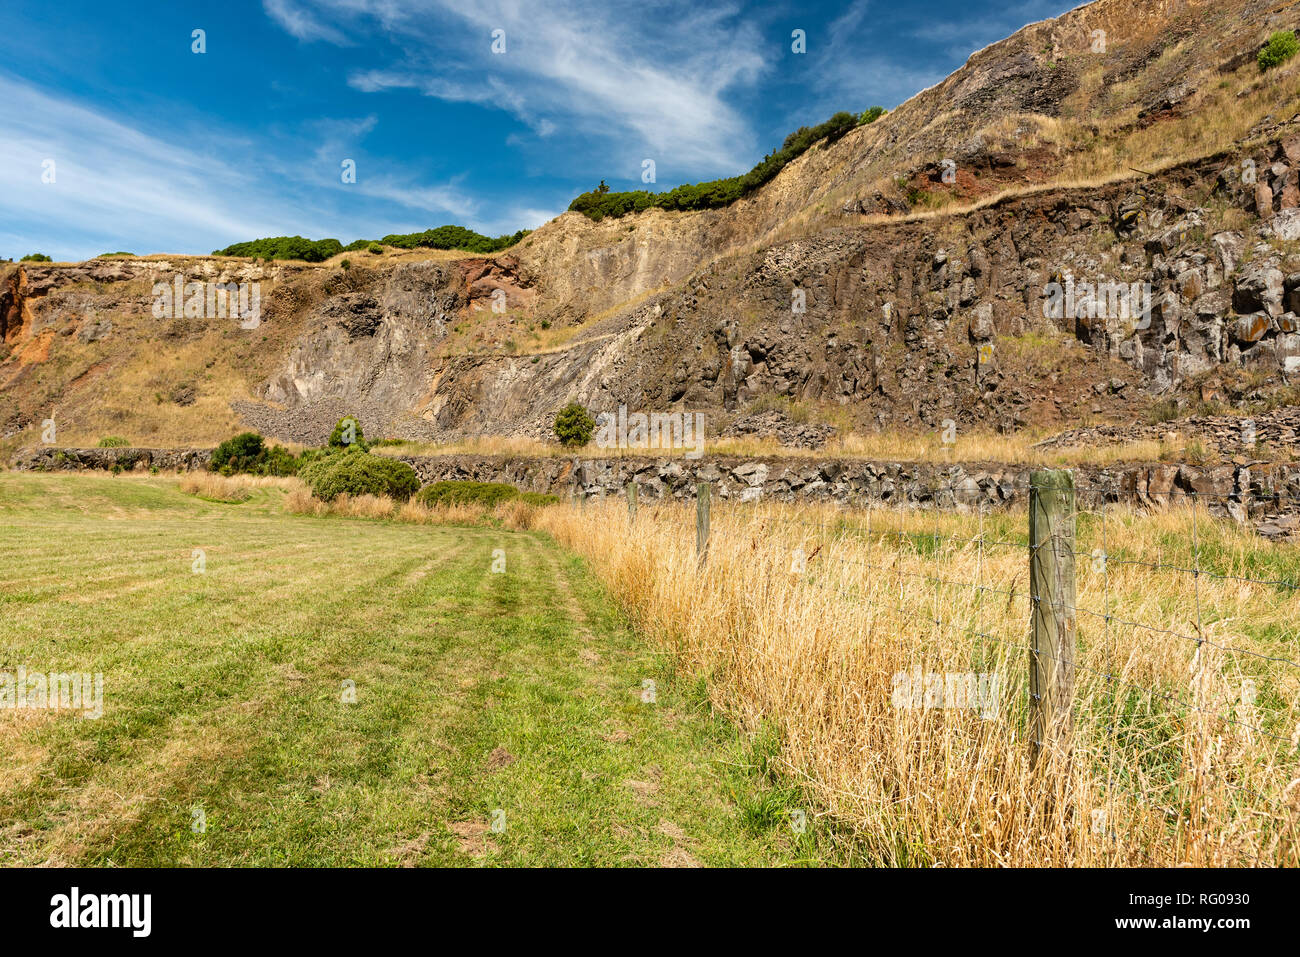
top-left (213, 225), bottom-right (530, 261)
top-left (568, 109), bottom-right (883, 221)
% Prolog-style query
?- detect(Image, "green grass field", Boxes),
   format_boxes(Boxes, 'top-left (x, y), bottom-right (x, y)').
top-left (0, 473), bottom-right (820, 866)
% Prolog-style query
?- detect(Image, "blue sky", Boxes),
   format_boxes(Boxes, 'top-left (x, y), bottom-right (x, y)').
top-left (0, 0), bottom-right (1078, 261)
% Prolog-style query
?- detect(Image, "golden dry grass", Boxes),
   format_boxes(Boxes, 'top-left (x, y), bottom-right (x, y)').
top-left (373, 430), bottom-right (1173, 466)
top-left (280, 485), bottom-right (553, 531)
top-left (178, 472), bottom-right (300, 502)
top-left (530, 496), bottom-right (1300, 866)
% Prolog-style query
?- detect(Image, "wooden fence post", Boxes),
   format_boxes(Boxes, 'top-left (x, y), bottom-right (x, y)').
top-left (696, 482), bottom-right (711, 564)
top-left (1029, 469), bottom-right (1076, 767)
top-left (627, 481), bottom-right (637, 523)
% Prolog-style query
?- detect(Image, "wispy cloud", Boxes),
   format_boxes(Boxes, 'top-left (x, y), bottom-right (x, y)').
top-left (277, 0), bottom-right (770, 175)
top-left (0, 72), bottom-right (485, 259)
top-left (262, 0), bottom-right (351, 45)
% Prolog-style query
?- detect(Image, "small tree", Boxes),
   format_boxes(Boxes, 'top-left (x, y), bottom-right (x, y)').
top-left (328, 415), bottom-right (366, 449)
top-left (597, 180), bottom-right (610, 194)
top-left (1259, 30), bottom-right (1299, 70)
top-left (553, 402), bottom-right (596, 447)
top-left (858, 106), bottom-right (886, 125)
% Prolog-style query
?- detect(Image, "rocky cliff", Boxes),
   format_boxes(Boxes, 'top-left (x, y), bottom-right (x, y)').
top-left (4, 0), bottom-right (1300, 457)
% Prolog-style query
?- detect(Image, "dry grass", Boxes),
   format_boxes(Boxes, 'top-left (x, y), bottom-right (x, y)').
top-left (530, 496), bottom-right (1300, 866)
top-left (374, 430), bottom-right (1174, 466)
top-left (797, 42), bottom-right (1300, 243)
top-left (281, 486), bottom-right (554, 531)
top-left (177, 472), bottom-right (301, 502)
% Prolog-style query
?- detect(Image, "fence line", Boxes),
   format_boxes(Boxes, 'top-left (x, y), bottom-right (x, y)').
top-left (579, 472), bottom-right (1300, 836)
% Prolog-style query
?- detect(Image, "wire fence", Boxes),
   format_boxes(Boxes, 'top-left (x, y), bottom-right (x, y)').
top-left (596, 475), bottom-right (1300, 834)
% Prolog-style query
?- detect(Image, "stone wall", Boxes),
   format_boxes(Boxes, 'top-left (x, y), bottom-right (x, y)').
top-left (12, 446), bottom-right (213, 472)
top-left (12, 447), bottom-right (1299, 536)
top-left (397, 454), bottom-right (1300, 533)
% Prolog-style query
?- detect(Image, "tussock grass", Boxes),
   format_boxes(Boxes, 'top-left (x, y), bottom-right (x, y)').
top-left (178, 472), bottom-right (300, 502)
top-left (282, 484), bottom-right (554, 530)
top-left (533, 497), bottom-right (1300, 866)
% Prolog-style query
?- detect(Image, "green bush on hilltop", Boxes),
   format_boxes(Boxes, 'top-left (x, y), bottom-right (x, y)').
top-left (378, 225), bottom-right (530, 253)
top-left (212, 236), bottom-right (344, 262)
top-left (214, 226), bottom-right (531, 262)
top-left (568, 110), bottom-right (872, 221)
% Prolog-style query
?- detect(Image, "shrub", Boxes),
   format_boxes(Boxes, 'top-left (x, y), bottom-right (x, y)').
top-left (416, 481), bottom-right (521, 508)
top-left (1259, 30), bottom-right (1299, 70)
top-left (414, 481), bottom-right (559, 509)
top-left (211, 236), bottom-right (345, 262)
top-left (553, 402), bottom-right (596, 447)
top-left (210, 432), bottom-right (299, 476)
top-left (299, 453), bottom-right (420, 502)
top-left (328, 415), bottom-right (369, 451)
top-left (378, 225), bottom-right (530, 254)
top-left (213, 227), bottom-right (529, 262)
top-left (367, 243), bottom-right (384, 255)
top-left (295, 446), bottom-right (346, 470)
top-left (1146, 397), bottom-right (1182, 425)
top-left (97, 436), bottom-right (130, 447)
top-left (20, 253), bottom-right (52, 262)
top-left (519, 491), bottom-right (560, 506)
top-left (858, 106), bottom-right (886, 125)
top-left (211, 431), bottom-right (264, 465)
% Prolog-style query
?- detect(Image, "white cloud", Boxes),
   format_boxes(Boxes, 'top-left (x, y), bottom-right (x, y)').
top-left (287, 0), bottom-right (768, 175)
top-left (0, 73), bottom-right (485, 260)
top-left (262, 0), bottom-right (351, 45)
top-left (355, 177), bottom-right (479, 222)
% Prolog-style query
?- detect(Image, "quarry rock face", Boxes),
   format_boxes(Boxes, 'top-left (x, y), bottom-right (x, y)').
top-left (5, 0), bottom-right (1300, 458)
top-left (196, 132), bottom-right (1300, 449)
top-left (9, 137), bottom-right (1300, 448)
